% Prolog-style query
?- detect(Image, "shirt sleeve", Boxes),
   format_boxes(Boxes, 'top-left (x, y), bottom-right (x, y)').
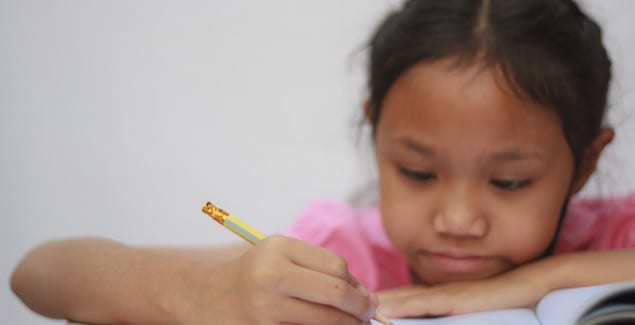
top-left (554, 192), bottom-right (635, 254)
top-left (284, 199), bottom-right (359, 246)
top-left (283, 199), bottom-right (405, 291)
top-left (283, 199), bottom-right (371, 275)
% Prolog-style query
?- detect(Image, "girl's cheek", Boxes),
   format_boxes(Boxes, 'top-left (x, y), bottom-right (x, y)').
top-left (504, 225), bottom-right (557, 263)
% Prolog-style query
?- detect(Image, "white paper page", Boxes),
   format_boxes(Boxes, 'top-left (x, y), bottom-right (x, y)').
top-left (371, 308), bottom-right (540, 325)
top-left (536, 279), bottom-right (635, 325)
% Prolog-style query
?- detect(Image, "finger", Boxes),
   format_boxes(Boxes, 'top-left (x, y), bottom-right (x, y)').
top-left (276, 296), bottom-right (367, 325)
top-left (378, 287), bottom-right (434, 318)
top-left (378, 285), bottom-right (428, 303)
top-left (380, 293), bottom-right (451, 319)
top-left (278, 264), bottom-right (374, 322)
top-left (266, 236), bottom-right (354, 283)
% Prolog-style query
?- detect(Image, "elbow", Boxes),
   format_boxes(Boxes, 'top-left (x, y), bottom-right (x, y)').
top-left (10, 262), bottom-right (23, 299)
top-left (10, 237), bottom-right (118, 319)
top-left (9, 240), bottom-right (70, 318)
top-left (11, 242), bottom-right (50, 301)
top-left (11, 245), bottom-right (41, 302)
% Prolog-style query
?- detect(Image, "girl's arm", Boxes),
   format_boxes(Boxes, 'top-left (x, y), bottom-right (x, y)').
top-left (531, 248), bottom-right (635, 293)
top-left (11, 237), bottom-right (376, 324)
top-left (378, 248), bottom-right (635, 318)
top-left (11, 238), bottom-right (249, 323)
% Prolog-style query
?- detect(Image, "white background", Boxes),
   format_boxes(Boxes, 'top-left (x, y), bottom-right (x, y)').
top-left (1, 1), bottom-right (633, 324)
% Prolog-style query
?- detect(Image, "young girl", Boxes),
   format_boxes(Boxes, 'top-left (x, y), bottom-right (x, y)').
top-left (11, 0), bottom-right (635, 324)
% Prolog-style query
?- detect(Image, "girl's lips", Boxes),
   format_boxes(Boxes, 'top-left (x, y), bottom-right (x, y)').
top-left (424, 252), bottom-right (497, 274)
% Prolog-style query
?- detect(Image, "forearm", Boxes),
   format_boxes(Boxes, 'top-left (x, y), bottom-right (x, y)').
top-left (10, 238), bottom-right (248, 324)
top-left (516, 248), bottom-right (635, 299)
top-left (11, 238), bottom-right (173, 323)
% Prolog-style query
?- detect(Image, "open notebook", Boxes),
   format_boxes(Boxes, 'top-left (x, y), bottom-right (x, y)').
top-left (371, 280), bottom-right (635, 325)
top-left (67, 280), bottom-right (635, 325)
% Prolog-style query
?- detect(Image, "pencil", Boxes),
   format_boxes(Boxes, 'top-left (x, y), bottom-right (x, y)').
top-left (201, 201), bottom-right (393, 325)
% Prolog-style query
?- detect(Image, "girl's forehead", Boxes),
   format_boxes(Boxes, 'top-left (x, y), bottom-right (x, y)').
top-left (381, 59), bottom-right (560, 127)
top-left (376, 59), bottom-right (567, 158)
top-left (386, 59), bottom-right (522, 111)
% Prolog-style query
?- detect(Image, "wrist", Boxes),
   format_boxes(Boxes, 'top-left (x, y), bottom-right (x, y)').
top-left (131, 248), bottom-right (186, 325)
top-left (515, 255), bottom-right (569, 305)
top-left (503, 260), bottom-right (553, 308)
top-left (152, 256), bottom-right (234, 325)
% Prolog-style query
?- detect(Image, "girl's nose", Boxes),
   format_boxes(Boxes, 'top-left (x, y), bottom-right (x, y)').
top-left (432, 187), bottom-right (488, 238)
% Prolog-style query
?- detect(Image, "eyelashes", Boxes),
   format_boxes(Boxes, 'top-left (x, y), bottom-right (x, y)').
top-left (489, 179), bottom-right (532, 190)
top-left (398, 167), bottom-right (532, 190)
top-left (398, 167), bottom-right (436, 181)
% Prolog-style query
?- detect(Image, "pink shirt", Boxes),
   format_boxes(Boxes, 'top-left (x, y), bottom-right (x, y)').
top-left (285, 193), bottom-right (635, 291)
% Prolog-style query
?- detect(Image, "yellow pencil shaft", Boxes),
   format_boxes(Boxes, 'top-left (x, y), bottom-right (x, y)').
top-left (224, 214), bottom-right (266, 245)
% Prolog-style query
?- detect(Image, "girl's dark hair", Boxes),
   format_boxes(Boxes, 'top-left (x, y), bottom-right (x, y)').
top-left (366, 0), bottom-right (611, 169)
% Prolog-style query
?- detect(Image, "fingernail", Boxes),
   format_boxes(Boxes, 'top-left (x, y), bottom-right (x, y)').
top-left (369, 292), bottom-right (379, 307)
top-left (357, 284), bottom-right (369, 297)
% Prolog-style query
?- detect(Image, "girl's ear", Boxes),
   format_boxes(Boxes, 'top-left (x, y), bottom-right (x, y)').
top-left (570, 128), bottom-right (615, 194)
top-left (363, 99), bottom-right (372, 122)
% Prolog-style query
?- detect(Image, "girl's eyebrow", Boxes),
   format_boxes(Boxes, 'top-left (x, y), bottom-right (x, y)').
top-left (396, 136), bottom-right (543, 162)
top-left (490, 148), bottom-right (543, 162)
top-left (396, 136), bottom-right (436, 156)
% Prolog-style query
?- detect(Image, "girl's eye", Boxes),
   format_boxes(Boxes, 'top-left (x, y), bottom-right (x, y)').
top-left (490, 179), bottom-right (532, 190)
top-left (399, 167), bottom-right (436, 182)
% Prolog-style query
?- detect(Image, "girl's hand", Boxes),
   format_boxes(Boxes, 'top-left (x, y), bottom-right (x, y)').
top-left (167, 235), bottom-right (376, 325)
top-left (377, 271), bottom-right (546, 319)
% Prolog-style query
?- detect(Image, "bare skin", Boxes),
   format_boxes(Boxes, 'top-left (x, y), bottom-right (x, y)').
top-left (11, 237), bottom-right (377, 325)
